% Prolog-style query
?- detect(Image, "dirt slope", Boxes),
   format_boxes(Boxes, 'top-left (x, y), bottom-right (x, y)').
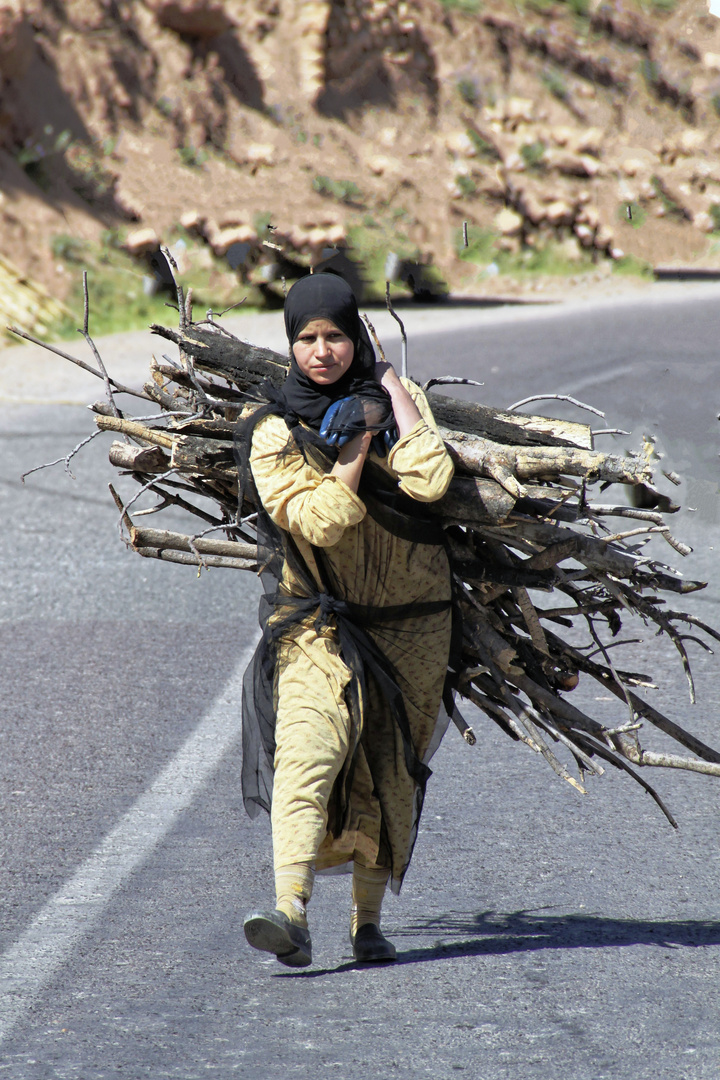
top-left (2, 0), bottom-right (720, 331)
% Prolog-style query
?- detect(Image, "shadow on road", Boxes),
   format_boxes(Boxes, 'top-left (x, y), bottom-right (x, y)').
top-left (274, 908), bottom-right (720, 978)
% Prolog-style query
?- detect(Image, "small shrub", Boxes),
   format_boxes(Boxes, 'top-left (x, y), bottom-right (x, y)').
top-left (457, 78), bottom-right (480, 107)
top-left (312, 175), bottom-right (363, 204)
top-left (178, 144), bottom-right (208, 169)
top-left (254, 211), bottom-right (274, 234)
top-left (467, 129), bottom-right (499, 160)
top-left (612, 254), bottom-right (654, 278)
top-left (456, 174), bottom-right (478, 197)
top-left (641, 57), bottom-right (660, 88)
top-left (650, 175), bottom-right (687, 221)
top-left (439, 0), bottom-right (482, 11)
top-left (521, 141), bottom-right (546, 170)
top-left (617, 201), bottom-right (647, 229)
top-left (16, 125), bottom-right (73, 189)
top-left (51, 234), bottom-right (86, 263)
top-left (709, 204), bottom-right (720, 232)
top-left (541, 69), bottom-right (569, 103)
top-left (65, 142), bottom-right (117, 201)
top-left (456, 227), bottom-right (498, 262)
top-left (712, 94), bottom-right (720, 118)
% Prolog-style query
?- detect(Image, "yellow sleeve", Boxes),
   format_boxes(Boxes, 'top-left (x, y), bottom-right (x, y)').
top-left (250, 414), bottom-right (366, 547)
top-left (386, 379), bottom-right (454, 503)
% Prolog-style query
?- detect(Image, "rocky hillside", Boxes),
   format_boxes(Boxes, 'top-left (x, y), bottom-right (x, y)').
top-left (2, 0), bottom-right (720, 334)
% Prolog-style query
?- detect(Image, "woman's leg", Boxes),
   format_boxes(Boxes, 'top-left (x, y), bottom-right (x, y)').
top-left (351, 859), bottom-right (391, 935)
top-left (271, 638), bottom-right (352, 925)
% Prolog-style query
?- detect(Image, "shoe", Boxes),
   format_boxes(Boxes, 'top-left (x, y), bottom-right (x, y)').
top-left (350, 923), bottom-right (397, 963)
top-left (244, 909), bottom-right (312, 968)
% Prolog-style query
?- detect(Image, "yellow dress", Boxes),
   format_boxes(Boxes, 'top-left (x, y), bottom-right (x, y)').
top-left (248, 380), bottom-right (454, 891)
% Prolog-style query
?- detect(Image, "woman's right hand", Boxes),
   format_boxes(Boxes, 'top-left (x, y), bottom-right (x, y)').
top-left (331, 429), bottom-right (373, 493)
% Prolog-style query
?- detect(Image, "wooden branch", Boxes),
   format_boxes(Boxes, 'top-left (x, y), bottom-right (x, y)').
top-left (150, 323), bottom-right (593, 449)
top-left (170, 434), bottom-right (235, 477)
top-left (638, 752), bottom-right (720, 776)
top-left (8, 326), bottom-right (153, 402)
top-left (134, 547), bottom-right (256, 571)
top-left (108, 442), bottom-right (171, 473)
top-left (507, 393), bottom-right (605, 420)
top-left (440, 427), bottom-right (651, 487)
top-left (130, 526), bottom-right (257, 562)
top-left (95, 415), bottom-right (175, 449)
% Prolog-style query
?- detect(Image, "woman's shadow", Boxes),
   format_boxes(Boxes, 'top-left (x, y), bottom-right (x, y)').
top-left (275, 908), bottom-right (720, 978)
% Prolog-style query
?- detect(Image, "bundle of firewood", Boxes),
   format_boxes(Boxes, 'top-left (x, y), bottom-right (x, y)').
top-left (14, 273), bottom-right (720, 825)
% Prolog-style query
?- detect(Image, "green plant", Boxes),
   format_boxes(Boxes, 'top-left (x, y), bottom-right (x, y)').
top-left (16, 125), bottom-right (73, 189)
top-left (254, 211), bottom-right (274, 235)
top-left (65, 141), bottom-right (117, 202)
top-left (346, 213), bottom-right (420, 299)
top-left (617, 201), bottom-right (647, 229)
top-left (519, 240), bottom-right (593, 275)
top-left (520, 141), bottom-right (546, 170)
top-left (650, 175), bottom-right (687, 221)
top-left (467, 129), bottom-right (499, 160)
top-left (612, 254), bottom-right (654, 278)
top-left (457, 227), bottom-right (596, 277)
top-left (312, 175), bottom-right (363, 204)
top-left (712, 94), bottom-right (720, 118)
top-left (178, 144), bottom-right (208, 168)
top-left (456, 174), bottom-right (478, 198)
top-left (640, 57), bottom-right (660, 88)
top-left (456, 227), bottom-right (499, 263)
top-left (709, 204), bottom-right (720, 232)
top-left (51, 234), bottom-right (86, 263)
top-left (156, 96), bottom-right (175, 118)
top-left (47, 234), bottom-right (261, 340)
top-left (541, 69), bottom-right (569, 103)
top-left (16, 125), bottom-right (72, 168)
top-left (439, 0), bottom-right (481, 11)
top-left (457, 78), bottom-right (480, 107)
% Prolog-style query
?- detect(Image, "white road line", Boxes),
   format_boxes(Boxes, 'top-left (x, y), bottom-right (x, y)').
top-left (0, 641), bottom-right (257, 1045)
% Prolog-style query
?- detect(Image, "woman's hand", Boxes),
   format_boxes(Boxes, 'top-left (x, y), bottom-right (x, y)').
top-left (330, 430), bottom-right (373, 493)
top-left (373, 360), bottom-right (422, 438)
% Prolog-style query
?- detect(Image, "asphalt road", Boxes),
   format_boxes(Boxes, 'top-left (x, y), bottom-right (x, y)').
top-left (1, 284), bottom-right (719, 1079)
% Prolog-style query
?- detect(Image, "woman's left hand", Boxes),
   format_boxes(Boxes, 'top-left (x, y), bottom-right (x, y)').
top-left (374, 359), bottom-right (402, 392)
top-left (373, 359), bottom-right (422, 438)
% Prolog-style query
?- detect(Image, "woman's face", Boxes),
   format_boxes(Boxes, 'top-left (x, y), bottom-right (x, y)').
top-left (292, 318), bottom-right (355, 385)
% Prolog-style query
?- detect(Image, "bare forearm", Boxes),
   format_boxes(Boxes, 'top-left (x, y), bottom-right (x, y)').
top-left (330, 430), bottom-right (373, 493)
top-left (375, 364), bottom-right (422, 437)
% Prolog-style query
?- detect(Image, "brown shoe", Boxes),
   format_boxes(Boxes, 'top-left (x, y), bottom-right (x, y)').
top-left (351, 923), bottom-right (397, 963)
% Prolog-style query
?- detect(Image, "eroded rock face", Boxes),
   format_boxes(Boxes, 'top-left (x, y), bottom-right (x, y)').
top-left (2, 0), bottom-right (720, 314)
top-left (148, 0), bottom-right (234, 39)
top-left (321, 0), bottom-right (438, 113)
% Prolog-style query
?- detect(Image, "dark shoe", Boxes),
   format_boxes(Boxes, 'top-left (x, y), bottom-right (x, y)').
top-left (244, 909), bottom-right (312, 967)
top-left (351, 923), bottom-right (397, 963)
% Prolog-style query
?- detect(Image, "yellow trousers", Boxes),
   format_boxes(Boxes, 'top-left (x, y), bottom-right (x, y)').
top-left (271, 626), bottom-right (388, 873)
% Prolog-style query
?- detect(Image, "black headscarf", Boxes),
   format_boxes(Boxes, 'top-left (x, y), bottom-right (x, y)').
top-left (281, 273), bottom-right (390, 429)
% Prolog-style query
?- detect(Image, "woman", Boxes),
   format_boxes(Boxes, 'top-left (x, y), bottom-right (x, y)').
top-left (237, 273), bottom-right (454, 967)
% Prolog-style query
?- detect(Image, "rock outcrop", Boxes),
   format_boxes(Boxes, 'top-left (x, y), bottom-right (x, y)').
top-left (2, 0), bottom-right (720, 331)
